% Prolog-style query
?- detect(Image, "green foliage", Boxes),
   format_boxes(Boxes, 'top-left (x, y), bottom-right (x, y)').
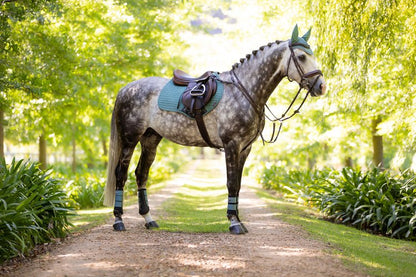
top-left (64, 176), bottom-right (106, 209)
top-left (318, 168), bottom-right (416, 239)
top-left (258, 165), bottom-right (416, 239)
top-left (0, 158), bottom-right (72, 261)
top-left (3, 0), bottom-right (193, 168)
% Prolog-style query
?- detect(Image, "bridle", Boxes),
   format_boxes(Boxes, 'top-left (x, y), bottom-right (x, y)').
top-left (287, 40), bottom-right (323, 93)
top-left (225, 40), bottom-right (323, 145)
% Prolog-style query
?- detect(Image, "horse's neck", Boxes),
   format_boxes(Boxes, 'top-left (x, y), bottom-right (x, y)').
top-left (231, 41), bottom-right (287, 109)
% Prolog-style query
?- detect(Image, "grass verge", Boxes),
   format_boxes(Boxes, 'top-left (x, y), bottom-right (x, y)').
top-left (158, 160), bottom-right (229, 233)
top-left (254, 187), bottom-right (416, 277)
top-left (158, 183), bottom-right (229, 233)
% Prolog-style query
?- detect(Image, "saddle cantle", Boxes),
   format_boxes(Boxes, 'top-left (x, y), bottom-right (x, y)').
top-left (173, 69), bottom-right (212, 86)
top-left (172, 69), bottom-right (219, 148)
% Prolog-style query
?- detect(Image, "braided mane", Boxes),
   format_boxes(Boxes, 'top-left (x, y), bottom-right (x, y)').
top-left (232, 40), bottom-right (283, 69)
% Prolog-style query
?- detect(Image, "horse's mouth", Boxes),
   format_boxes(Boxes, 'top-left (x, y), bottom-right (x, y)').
top-left (310, 80), bottom-right (326, 97)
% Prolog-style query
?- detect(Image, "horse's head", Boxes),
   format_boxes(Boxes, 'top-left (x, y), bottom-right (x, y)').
top-left (285, 25), bottom-right (326, 97)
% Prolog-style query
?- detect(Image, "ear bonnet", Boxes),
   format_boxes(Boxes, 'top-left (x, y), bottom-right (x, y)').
top-left (290, 24), bottom-right (313, 55)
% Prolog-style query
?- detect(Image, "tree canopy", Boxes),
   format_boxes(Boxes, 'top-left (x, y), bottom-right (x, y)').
top-left (2, 0), bottom-right (416, 171)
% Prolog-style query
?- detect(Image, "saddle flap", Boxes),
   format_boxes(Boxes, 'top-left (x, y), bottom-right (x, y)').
top-left (181, 78), bottom-right (217, 113)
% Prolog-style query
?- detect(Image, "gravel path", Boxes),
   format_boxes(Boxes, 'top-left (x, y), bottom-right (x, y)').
top-left (6, 158), bottom-right (363, 277)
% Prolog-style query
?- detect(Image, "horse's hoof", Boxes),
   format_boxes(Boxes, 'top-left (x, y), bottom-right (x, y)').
top-left (113, 221), bottom-right (126, 231)
top-left (229, 223), bottom-right (247, 235)
top-left (240, 222), bottom-right (249, 233)
top-left (145, 221), bottom-right (159, 229)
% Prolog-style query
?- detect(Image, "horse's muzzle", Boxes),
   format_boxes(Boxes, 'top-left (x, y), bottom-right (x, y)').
top-left (309, 77), bottom-right (326, 97)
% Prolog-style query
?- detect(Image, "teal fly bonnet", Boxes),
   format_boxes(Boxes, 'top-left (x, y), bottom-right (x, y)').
top-left (290, 24), bottom-right (313, 55)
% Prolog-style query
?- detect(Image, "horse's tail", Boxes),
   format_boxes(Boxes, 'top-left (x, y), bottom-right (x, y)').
top-left (103, 109), bottom-right (120, 207)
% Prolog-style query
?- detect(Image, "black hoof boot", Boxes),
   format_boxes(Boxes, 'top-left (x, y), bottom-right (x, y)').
top-left (145, 221), bottom-right (159, 229)
top-left (229, 222), bottom-right (247, 235)
top-left (113, 221), bottom-right (126, 231)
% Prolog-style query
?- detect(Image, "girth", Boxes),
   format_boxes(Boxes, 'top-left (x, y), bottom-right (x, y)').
top-left (173, 70), bottom-right (219, 148)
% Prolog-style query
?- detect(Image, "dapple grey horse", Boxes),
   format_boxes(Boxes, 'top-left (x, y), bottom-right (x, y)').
top-left (104, 26), bottom-right (326, 234)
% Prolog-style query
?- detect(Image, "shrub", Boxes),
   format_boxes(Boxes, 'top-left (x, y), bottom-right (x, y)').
top-left (258, 165), bottom-right (416, 239)
top-left (64, 175), bottom-right (106, 209)
top-left (0, 159), bottom-right (72, 261)
top-left (319, 168), bottom-right (416, 239)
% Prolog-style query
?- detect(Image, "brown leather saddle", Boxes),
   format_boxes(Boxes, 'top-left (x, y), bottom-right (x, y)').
top-left (172, 69), bottom-right (219, 148)
top-left (173, 69), bottom-right (217, 111)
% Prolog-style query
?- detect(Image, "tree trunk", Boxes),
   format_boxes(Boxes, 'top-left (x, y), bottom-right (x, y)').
top-left (0, 110), bottom-right (4, 159)
top-left (72, 137), bottom-right (76, 173)
top-left (39, 134), bottom-right (47, 170)
top-left (372, 117), bottom-right (384, 168)
top-left (345, 157), bottom-right (353, 168)
top-left (102, 137), bottom-right (107, 169)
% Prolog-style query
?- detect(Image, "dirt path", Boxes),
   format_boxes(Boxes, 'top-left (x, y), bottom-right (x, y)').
top-left (6, 158), bottom-right (363, 277)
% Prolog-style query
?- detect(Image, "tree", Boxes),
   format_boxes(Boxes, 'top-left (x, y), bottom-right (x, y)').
top-left (306, 0), bottom-right (416, 168)
top-left (0, 0), bottom-right (59, 159)
top-left (4, 0), bottom-right (194, 168)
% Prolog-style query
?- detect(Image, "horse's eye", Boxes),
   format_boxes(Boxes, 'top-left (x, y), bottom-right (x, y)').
top-left (298, 54), bottom-right (306, 62)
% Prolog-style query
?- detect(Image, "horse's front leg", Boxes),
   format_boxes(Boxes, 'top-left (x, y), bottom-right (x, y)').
top-left (224, 142), bottom-right (251, 234)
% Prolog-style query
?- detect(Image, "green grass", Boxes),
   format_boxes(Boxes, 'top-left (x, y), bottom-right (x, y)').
top-left (254, 188), bottom-right (416, 277)
top-left (69, 207), bottom-right (113, 233)
top-left (158, 183), bottom-right (229, 233)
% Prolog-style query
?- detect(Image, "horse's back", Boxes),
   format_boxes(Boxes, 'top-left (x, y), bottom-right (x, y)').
top-left (115, 76), bottom-right (168, 106)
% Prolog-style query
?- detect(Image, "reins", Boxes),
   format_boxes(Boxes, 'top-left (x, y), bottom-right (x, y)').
top-left (261, 74), bottom-right (320, 144)
top-left (219, 40), bottom-right (323, 145)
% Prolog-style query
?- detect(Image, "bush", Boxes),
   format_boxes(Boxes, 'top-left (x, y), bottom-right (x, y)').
top-left (318, 168), bottom-right (416, 239)
top-left (0, 159), bottom-right (72, 261)
top-left (64, 175), bottom-right (106, 209)
top-left (258, 165), bottom-right (416, 239)
top-left (257, 164), bottom-right (330, 204)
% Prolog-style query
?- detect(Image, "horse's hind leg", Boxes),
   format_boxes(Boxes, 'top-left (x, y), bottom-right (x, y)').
top-left (135, 129), bottom-right (162, 229)
top-left (112, 141), bottom-right (138, 231)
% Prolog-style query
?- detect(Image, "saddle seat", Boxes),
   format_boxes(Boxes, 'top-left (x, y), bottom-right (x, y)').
top-left (173, 69), bottom-right (212, 86)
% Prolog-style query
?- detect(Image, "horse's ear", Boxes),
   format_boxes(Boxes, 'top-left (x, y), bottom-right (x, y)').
top-left (291, 24), bottom-right (299, 43)
top-left (302, 28), bottom-right (312, 42)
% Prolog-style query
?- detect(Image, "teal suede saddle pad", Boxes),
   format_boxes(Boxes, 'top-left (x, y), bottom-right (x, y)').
top-left (158, 74), bottom-right (224, 118)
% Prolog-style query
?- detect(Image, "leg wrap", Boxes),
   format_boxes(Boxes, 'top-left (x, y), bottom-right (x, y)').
top-left (138, 189), bottom-right (150, 215)
top-left (227, 196), bottom-right (238, 217)
top-left (113, 190), bottom-right (124, 217)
